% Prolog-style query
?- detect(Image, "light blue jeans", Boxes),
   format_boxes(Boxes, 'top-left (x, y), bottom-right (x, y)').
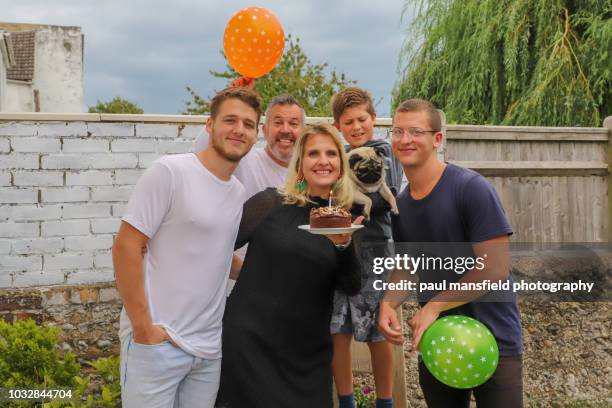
top-left (120, 334), bottom-right (221, 408)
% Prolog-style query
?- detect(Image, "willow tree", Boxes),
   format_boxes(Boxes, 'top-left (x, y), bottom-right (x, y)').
top-left (393, 0), bottom-right (611, 126)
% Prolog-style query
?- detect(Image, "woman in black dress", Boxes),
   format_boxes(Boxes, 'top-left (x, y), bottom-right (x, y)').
top-left (217, 124), bottom-right (363, 407)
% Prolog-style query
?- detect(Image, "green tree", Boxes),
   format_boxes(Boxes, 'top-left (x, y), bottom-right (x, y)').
top-left (184, 35), bottom-right (356, 117)
top-left (88, 97), bottom-right (144, 114)
top-left (394, 0), bottom-right (611, 126)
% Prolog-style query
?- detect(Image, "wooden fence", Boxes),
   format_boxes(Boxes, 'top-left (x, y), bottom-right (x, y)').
top-left (444, 120), bottom-right (611, 243)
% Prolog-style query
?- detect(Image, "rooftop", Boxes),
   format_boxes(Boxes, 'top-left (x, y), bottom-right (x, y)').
top-left (5, 31), bottom-right (35, 82)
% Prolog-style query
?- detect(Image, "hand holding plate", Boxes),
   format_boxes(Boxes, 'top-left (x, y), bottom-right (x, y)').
top-left (324, 215), bottom-right (364, 245)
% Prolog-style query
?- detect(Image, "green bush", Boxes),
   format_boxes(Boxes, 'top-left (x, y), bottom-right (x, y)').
top-left (0, 319), bottom-right (79, 387)
top-left (66, 356), bottom-right (121, 408)
top-left (0, 319), bottom-right (121, 407)
top-left (0, 319), bottom-right (79, 407)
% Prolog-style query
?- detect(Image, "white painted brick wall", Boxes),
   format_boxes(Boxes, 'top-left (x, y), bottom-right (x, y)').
top-left (41, 187), bottom-right (89, 203)
top-left (87, 123), bottom-right (134, 137)
top-left (66, 170), bottom-right (113, 186)
top-left (0, 120), bottom-right (203, 287)
top-left (93, 251), bottom-right (113, 269)
top-left (37, 122), bottom-right (88, 137)
top-left (0, 273), bottom-right (12, 287)
top-left (157, 140), bottom-right (193, 154)
top-left (0, 138), bottom-right (11, 152)
top-left (90, 154), bottom-right (138, 169)
top-left (13, 171), bottom-right (63, 186)
top-left (178, 125), bottom-right (204, 140)
top-left (63, 139), bottom-right (110, 153)
top-left (45, 253), bottom-right (94, 270)
top-left (91, 186), bottom-right (133, 202)
top-left (0, 239), bottom-right (12, 254)
top-left (111, 203), bottom-right (127, 217)
top-left (0, 205), bottom-right (10, 220)
top-left (0, 188), bottom-right (38, 204)
top-left (111, 139), bottom-right (157, 152)
top-left (41, 220), bottom-right (90, 237)
top-left (136, 124), bottom-right (178, 139)
top-left (114, 169), bottom-right (143, 185)
top-left (11, 137), bottom-right (61, 153)
top-left (65, 235), bottom-right (113, 251)
top-left (0, 255), bottom-right (43, 272)
top-left (11, 205), bottom-right (62, 221)
top-left (12, 271), bottom-right (66, 286)
top-left (0, 222), bottom-right (39, 238)
top-left (91, 218), bottom-right (121, 234)
top-left (0, 154), bottom-right (39, 169)
top-left (42, 154), bottom-right (90, 169)
top-left (12, 238), bottom-right (64, 254)
top-left (0, 122), bottom-right (36, 136)
top-left (0, 172), bottom-right (10, 186)
top-left (62, 203), bottom-right (111, 219)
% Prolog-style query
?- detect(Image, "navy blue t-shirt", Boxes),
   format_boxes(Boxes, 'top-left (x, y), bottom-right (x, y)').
top-left (392, 163), bottom-right (522, 356)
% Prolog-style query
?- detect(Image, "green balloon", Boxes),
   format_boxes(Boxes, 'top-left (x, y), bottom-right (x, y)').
top-left (419, 315), bottom-right (499, 389)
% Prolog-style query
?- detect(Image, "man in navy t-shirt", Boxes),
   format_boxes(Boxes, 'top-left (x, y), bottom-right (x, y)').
top-left (378, 99), bottom-right (523, 407)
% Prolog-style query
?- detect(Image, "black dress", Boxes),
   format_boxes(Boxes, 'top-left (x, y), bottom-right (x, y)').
top-left (217, 188), bottom-right (361, 408)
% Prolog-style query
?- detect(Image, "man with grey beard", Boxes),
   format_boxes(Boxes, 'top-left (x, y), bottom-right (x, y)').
top-left (194, 94), bottom-right (305, 199)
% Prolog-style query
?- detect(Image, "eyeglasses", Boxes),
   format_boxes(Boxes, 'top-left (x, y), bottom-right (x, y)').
top-left (387, 127), bottom-right (438, 140)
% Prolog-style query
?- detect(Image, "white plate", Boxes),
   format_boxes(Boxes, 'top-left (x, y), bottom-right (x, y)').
top-left (298, 224), bottom-right (364, 235)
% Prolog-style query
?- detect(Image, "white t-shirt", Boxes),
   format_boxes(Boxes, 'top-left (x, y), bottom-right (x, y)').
top-left (119, 153), bottom-right (245, 359)
top-left (193, 129), bottom-right (287, 199)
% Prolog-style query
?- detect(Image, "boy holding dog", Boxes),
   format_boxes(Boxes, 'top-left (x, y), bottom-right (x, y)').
top-left (330, 87), bottom-right (403, 408)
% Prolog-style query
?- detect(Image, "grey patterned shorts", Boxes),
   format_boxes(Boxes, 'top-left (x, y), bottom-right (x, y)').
top-left (330, 245), bottom-right (391, 343)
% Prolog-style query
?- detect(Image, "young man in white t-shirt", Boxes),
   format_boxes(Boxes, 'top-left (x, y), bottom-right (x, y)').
top-left (193, 94), bottom-right (305, 199)
top-left (112, 87), bottom-right (261, 408)
top-left (195, 94), bottom-right (306, 287)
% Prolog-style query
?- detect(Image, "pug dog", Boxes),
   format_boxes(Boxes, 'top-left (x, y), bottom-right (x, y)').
top-left (347, 146), bottom-right (399, 219)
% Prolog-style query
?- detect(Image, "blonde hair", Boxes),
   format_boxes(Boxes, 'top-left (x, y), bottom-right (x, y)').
top-left (280, 123), bottom-right (354, 208)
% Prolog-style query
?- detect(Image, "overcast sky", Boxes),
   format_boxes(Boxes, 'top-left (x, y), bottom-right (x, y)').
top-left (2, 0), bottom-right (412, 116)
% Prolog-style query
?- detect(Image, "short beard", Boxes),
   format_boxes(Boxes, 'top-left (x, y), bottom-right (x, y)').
top-left (210, 137), bottom-right (245, 163)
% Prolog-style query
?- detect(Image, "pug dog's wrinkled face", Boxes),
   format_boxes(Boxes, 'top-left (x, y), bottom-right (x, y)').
top-left (347, 146), bottom-right (399, 218)
top-left (348, 147), bottom-right (385, 185)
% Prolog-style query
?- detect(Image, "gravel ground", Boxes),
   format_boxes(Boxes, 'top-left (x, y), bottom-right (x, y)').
top-left (353, 302), bottom-right (611, 407)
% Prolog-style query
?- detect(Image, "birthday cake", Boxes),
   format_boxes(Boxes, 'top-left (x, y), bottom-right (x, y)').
top-left (309, 206), bottom-right (352, 229)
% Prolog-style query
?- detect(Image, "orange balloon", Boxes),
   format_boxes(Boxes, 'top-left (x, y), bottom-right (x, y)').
top-left (223, 6), bottom-right (285, 78)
